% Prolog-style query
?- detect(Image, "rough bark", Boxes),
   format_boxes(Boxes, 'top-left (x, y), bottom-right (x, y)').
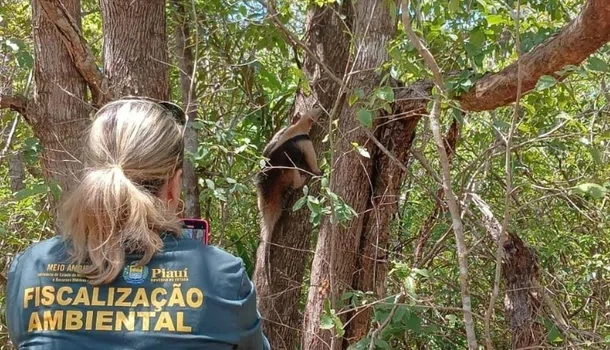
top-left (172, 0), bottom-right (201, 218)
top-left (458, 0), bottom-right (610, 112)
top-left (471, 194), bottom-right (545, 348)
top-left (100, 0), bottom-right (169, 99)
top-left (8, 151), bottom-right (25, 192)
top-left (30, 0), bottom-right (89, 195)
top-left (346, 81), bottom-right (433, 344)
top-left (0, 95), bottom-right (27, 116)
top-left (302, 1), bottom-right (397, 348)
top-left (38, 0), bottom-right (109, 105)
top-left (252, 2), bottom-right (353, 349)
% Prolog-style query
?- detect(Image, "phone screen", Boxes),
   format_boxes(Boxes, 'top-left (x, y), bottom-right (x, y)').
top-left (181, 219), bottom-right (210, 245)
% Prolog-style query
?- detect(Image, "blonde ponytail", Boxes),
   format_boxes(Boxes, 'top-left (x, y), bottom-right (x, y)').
top-left (59, 99), bottom-right (185, 285)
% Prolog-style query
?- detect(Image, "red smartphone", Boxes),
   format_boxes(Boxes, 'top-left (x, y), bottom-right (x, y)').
top-left (181, 218), bottom-right (210, 245)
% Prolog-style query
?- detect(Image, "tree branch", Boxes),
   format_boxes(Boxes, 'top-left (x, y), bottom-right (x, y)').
top-left (0, 115), bottom-right (19, 164)
top-left (0, 94), bottom-right (27, 116)
top-left (39, 0), bottom-right (109, 105)
top-left (259, 0), bottom-right (344, 87)
top-left (459, 0), bottom-right (610, 112)
top-left (402, 1), bottom-right (478, 348)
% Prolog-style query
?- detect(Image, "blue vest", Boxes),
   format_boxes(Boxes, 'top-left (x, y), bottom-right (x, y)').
top-left (5, 235), bottom-right (270, 350)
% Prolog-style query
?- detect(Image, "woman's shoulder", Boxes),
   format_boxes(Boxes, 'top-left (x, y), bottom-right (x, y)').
top-left (163, 235), bottom-right (244, 269)
top-left (199, 244), bottom-right (244, 265)
top-left (183, 243), bottom-right (251, 300)
top-left (9, 236), bottom-right (68, 270)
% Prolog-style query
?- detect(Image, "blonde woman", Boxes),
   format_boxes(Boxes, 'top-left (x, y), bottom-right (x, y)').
top-left (6, 98), bottom-right (270, 349)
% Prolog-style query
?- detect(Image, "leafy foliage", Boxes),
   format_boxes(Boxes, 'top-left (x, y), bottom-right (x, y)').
top-left (1, 0), bottom-right (609, 348)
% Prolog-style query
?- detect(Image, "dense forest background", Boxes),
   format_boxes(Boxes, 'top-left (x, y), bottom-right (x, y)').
top-left (0, 0), bottom-right (609, 349)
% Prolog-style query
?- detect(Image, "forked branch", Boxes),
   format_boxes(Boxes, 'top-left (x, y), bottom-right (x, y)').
top-left (39, 0), bottom-right (109, 105)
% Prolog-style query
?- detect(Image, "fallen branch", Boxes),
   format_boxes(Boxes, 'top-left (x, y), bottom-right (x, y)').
top-left (458, 0), bottom-right (610, 112)
top-left (39, 0), bottom-right (109, 105)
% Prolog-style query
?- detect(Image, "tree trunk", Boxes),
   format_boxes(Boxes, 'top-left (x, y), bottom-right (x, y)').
top-left (471, 194), bottom-right (545, 348)
top-left (503, 232), bottom-right (545, 348)
top-left (100, 0), bottom-right (169, 99)
top-left (346, 81), bottom-right (433, 344)
top-left (30, 0), bottom-right (89, 195)
top-left (252, 3), bottom-right (353, 349)
top-left (172, 0), bottom-right (201, 218)
top-left (8, 151), bottom-right (25, 193)
top-left (302, 1), bottom-right (398, 348)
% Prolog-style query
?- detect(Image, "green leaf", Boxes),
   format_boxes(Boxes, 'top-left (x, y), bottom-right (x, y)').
top-left (486, 14), bottom-right (506, 25)
top-left (403, 312), bottom-right (422, 332)
top-left (449, 0), bottom-right (459, 13)
top-left (341, 292), bottom-right (354, 301)
top-left (446, 314), bottom-right (458, 328)
top-left (543, 318), bottom-right (563, 343)
top-left (588, 57), bottom-right (608, 72)
top-left (225, 177), bottom-right (237, 184)
top-left (333, 314), bottom-right (345, 337)
top-left (588, 146), bottom-right (602, 165)
top-left (348, 92), bottom-right (359, 106)
top-left (411, 268), bottom-right (429, 277)
top-left (292, 196), bottom-right (307, 211)
top-left (356, 109), bottom-right (373, 128)
top-left (536, 75), bottom-right (557, 90)
top-left (191, 121), bottom-right (204, 130)
top-left (574, 183), bottom-right (607, 199)
top-left (452, 107), bottom-right (464, 123)
top-left (404, 276), bottom-right (417, 297)
top-left (16, 51), bottom-right (33, 69)
top-left (320, 314), bottom-right (334, 330)
top-left (48, 182), bottom-right (62, 201)
top-left (392, 305), bottom-right (408, 323)
top-left (374, 339), bottom-right (390, 349)
top-left (493, 119), bottom-right (510, 130)
top-left (463, 42), bottom-right (480, 58)
top-left (15, 184), bottom-right (48, 201)
top-left (375, 86), bottom-right (394, 102)
top-left (307, 196), bottom-right (322, 214)
top-left (470, 28), bottom-right (486, 47)
top-left (205, 179), bottom-right (215, 190)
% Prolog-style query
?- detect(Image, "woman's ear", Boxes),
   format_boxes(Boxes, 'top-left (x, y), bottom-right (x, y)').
top-left (168, 169), bottom-right (183, 212)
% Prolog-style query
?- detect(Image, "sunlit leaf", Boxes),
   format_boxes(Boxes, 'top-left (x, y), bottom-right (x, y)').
top-left (352, 142), bottom-right (370, 158)
top-left (536, 75), bottom-right (557, 90)
top-left (320, 314), bottom-right (334, 330)
top-left (375, 86), bottom-right (394, 102)
top-left (574, 183), bottom-right (607, 199)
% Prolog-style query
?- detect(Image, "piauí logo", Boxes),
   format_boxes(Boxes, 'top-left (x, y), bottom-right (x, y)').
top-left (123, 264), bottom-right (149, 284)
